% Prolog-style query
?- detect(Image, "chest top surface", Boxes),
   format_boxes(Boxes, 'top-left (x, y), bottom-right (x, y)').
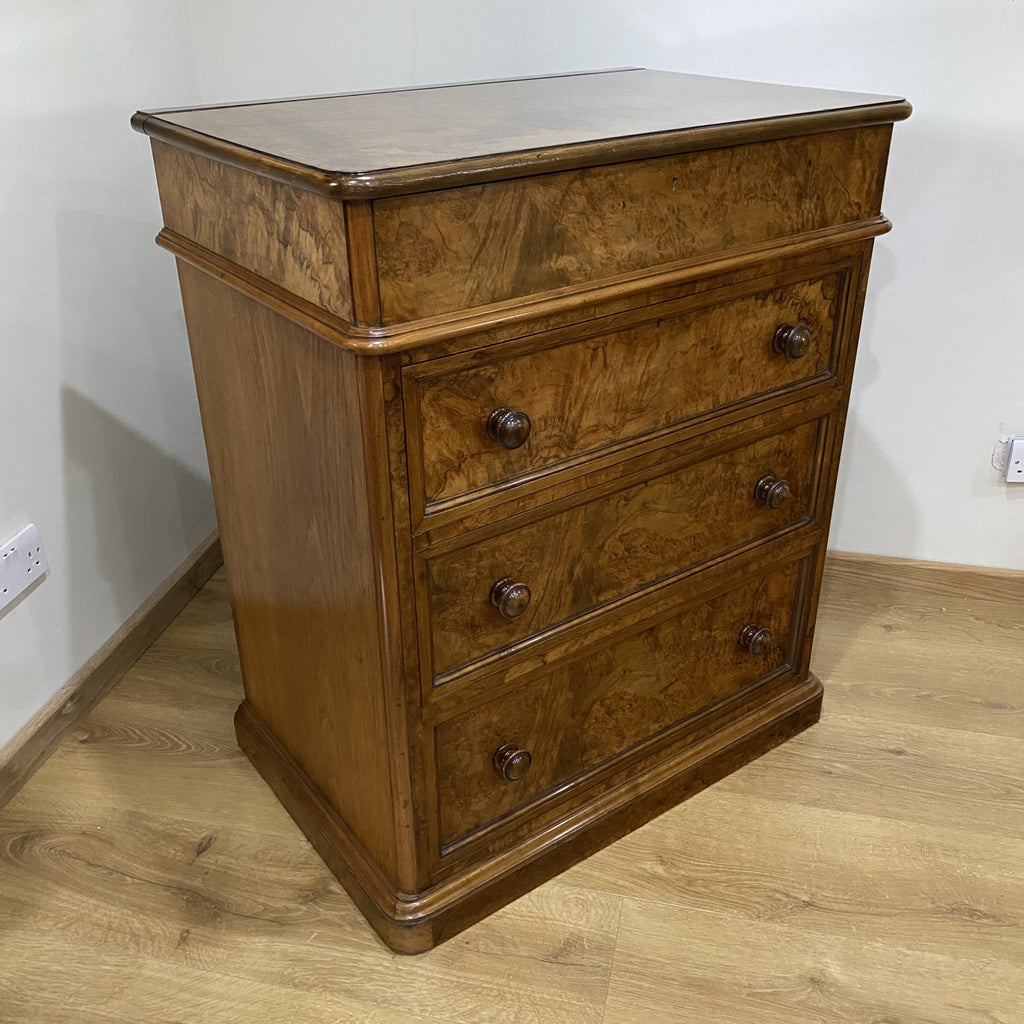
top-left (132, 68), bottom-right (910, 198)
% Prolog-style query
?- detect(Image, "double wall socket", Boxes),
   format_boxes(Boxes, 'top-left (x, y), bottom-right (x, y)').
top-left (0, 523), bottom-right (49, 614)
top-left (1004, 437), bottom-right (1024, 483)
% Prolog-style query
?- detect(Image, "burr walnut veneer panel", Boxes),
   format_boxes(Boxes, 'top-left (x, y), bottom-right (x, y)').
top-left (407, 262), bottom-right (851, 510)
top-left (152, 142), bottom-right (355, 322)
top-left (435, 555), bottom-right (809, 847)
top-left (425, 415), bottom-right (824, 680)
top-left (134, 69), bottom-right (908, 952)
top-left (374, 127), bottom-right (891, 323)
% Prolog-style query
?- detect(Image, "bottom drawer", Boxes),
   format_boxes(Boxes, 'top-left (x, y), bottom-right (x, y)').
top-left (435, 554), bottom-right (810, 849)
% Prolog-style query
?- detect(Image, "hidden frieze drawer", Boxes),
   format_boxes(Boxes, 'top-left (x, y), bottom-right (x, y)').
top-left (373, 126), bottom-right (891, 323)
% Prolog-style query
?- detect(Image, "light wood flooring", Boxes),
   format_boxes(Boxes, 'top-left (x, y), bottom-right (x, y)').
top-left (1, 554), bottom-right (1022, 1024)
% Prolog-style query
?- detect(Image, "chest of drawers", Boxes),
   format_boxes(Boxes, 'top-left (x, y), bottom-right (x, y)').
top-left (133, 69), bottom-right (909, 952)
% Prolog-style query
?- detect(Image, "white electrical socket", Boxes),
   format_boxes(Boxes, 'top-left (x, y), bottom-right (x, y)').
top-left (1006, 437), bottom-right (1024, 483)
top-left (0, 524), bottom-right (49, 614)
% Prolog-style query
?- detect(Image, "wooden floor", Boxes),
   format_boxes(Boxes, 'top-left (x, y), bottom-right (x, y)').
top-left (1, 555), bottom-right (1022, 1024)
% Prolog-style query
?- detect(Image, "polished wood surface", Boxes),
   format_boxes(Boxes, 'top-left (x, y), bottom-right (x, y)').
top-left (1, 554), bottom-right (1020, 1021)
top-left (134, 71), bottom-right (908, 950)
top-left (408, 260), bottom-right (849, 509)
top-left (176, 263), bottom-right (408, 885)
top-left (435, 556), bottom-right (809, 847)
top-left (425, 415), bottom-right (822, 679)
top-left (373, 127), bottom-right (889, 322)
top-left (158, 216), bottom-right (887, 357)
top-left (152, 142), bottom-right (354, 322)
top-left (239, 664), bottom-right (822, 951)
top-left (132, 69), bottom-right (909, 199)
top-left (0, 531), bottom-right (221, 812)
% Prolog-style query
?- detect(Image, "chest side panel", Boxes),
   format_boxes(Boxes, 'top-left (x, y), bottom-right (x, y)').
top-left (175, 263), bottom-right (402, 882)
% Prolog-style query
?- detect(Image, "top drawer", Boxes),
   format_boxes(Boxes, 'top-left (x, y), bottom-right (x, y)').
top-left (374, 126), bottom-right (889, 324)
top-left (405, 262), bottom-right (853, 513)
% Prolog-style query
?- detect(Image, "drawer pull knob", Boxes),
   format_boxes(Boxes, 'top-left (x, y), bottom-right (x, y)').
top-left (773, 323), bottom-right (812, 360)
top-left (754, 474), bottom-right (792, 510)
top-left (739, 624), bottom-right (773, 656)
top-left (490, 578), bottom-right (532, 619)
top-left (494, 743), bottom-right (533, 782)
top-left (487, 407), bottom-right (532, 449)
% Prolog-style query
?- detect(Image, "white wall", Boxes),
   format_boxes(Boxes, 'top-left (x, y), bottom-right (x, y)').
top-left (2, 1), bottom-right (1021, 749)
top-left (0, 2), bottom-right (216, 749)
top-left (185, 0), bottom-right (1024, 571)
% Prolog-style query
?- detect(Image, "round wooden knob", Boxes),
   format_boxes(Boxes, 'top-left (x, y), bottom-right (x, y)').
top-left (490, 578), bottom-right (532, 619)
top-left (487, 407), bottom-right (532, 449)
top-left (773, 323), bottom-right (812, 360)
top-left (739, 624), bottom-right (773, 656)
top-left (494, 743), bottom-right (532, 782)
top-left (754, 474), bottom-right (792, 510)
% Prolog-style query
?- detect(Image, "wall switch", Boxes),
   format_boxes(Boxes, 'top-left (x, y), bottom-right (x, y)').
top-left (1005, 437), bottom-right (1024, 483)
top-left (0, 523), bottom-right (49, 614)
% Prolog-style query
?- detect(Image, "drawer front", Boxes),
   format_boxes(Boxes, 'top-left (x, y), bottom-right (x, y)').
top-left (426, 415), bottom-right (822, 680)
top-left (375, 126), bottom-right (889, 323)
top-left (435, 555), bottom-right (808, 848)
top-left (410, 267), bottom-right (848, 510)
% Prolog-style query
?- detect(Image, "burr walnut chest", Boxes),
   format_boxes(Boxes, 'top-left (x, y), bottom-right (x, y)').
top-left (133, 69), bottom-right (910, 952)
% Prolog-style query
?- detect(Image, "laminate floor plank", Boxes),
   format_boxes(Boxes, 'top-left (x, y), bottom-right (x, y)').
top-left (711, 711), bottom-right (1024, 837)
top-left (0, 934), bottom-right (463, 1024)
top-left (561, 791), bottom-right (1024, 960)
top-left (602, 896), bottom-right (1022, 1024)
top-left (1, 558), bottom-right (1021, 1024)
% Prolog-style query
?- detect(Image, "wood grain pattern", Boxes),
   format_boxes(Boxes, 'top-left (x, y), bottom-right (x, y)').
top-left (0, 530), bottom-right (222, 812)
top-left (175, 262), bottom-right (406, 886)
top-left (3, 552), bottom-right (1019, 1022)
top-left (414, 388), bottom-right (843, 547)
top-left (425, 416), bottom-right (823, 680)
top-left (409, 264), bottom-right (851, 509)
top-left (133, 69), bottom-right (908, 199)
top-left (826, 547), bottom-right (1024, 604)
top-left (374, 127), bottom-right (889, 322)
top-left (236, 645), bottom-right (822, 949)
top-left (134, 73), bottom-right (910, 953)
top-left (421, 530), bottom-right (822, 721)
top-left (343, 200), bottom-right (382, 326)
top-left (604, 888), bottom-right (1022, 1024)
top-left (156, 213), bottom-right (886, 359)
top-left (435, 558), bottom-right (806, 847)
top-left (152, 141), bottom-right (354, 321)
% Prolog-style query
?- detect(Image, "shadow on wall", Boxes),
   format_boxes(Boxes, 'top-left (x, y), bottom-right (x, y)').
top-left (61, 385), bottom-right (214, 657)
top-left (52, 165), bottom-right (216, 662)
top-left (828, 236), bottom-right (919, 556)
top-left (819, 237), bottom-right (919, 675)
top-left (818, 428), bottom-right (919, 681)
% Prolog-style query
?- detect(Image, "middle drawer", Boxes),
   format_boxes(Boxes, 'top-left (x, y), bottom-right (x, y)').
top-left (423, 411), bottom-right (826, 683)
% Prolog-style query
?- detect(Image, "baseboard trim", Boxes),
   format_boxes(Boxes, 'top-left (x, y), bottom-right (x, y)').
top-left (0, 529), bottom-right (223, 811)
top-left (824, 549), bottom-right (1024, 604)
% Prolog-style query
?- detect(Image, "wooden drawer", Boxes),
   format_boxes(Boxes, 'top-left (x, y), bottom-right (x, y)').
top-left (424, 413), bottom-right (824, 681)
top-left (407, 264), bottom-right (851, 512)
top-left (434, 554), bottom-right (808, 849)
top-left (375, 126), bottom-right (889, 323)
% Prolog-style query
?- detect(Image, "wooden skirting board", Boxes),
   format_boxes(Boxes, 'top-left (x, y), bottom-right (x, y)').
top-left (0, 529), bottom-right (223, 811)
top-left (823, 549), bottom-right (1024, 604)
top-left (0, 542), bottom-right (1017, 814)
